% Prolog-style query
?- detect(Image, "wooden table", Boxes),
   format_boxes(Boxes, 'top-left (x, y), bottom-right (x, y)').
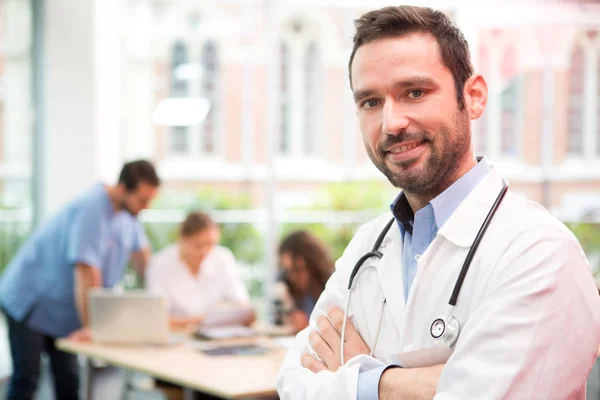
top-left (56, 336), bottom-right (287, 399)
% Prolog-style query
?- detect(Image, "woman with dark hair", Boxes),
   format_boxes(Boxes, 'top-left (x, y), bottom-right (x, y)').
top-left (277, 231), bottom-right (335, 333)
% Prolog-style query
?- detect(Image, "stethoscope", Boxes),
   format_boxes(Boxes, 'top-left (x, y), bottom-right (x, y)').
top-left (340, 180), bottom-right (509, 365)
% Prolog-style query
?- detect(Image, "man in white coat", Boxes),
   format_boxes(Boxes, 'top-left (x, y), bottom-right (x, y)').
top-left (276, 5), bottom-right (600, 400)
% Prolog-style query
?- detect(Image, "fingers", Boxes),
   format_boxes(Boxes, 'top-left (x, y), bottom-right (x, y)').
top-left (327, 306), bottom-right (367, 349)
top-left (309, 329), bottom-right (339, 371)
top-left (326, 307), bottom-right (346, 335)
top-left (326, 306), bottom-right (370, 358)
top-left (69, 328), bottom-right (92, 342)
top-left (316, 315), bottom-right (340, 350)
top-left (305, 306), bottom-right (370, 372)
top-left (301, 353), bottom-right (326, 373)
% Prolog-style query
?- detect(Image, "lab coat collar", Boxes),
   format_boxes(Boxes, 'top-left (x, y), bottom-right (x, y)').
top-left (436, 167), bottom-right (506, 248)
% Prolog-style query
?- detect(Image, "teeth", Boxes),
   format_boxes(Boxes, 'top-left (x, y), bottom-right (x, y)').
top-left (390, 142), bottom-right (421, 154)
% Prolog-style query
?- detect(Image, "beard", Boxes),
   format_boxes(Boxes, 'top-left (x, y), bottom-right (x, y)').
top-left (365, 108), bottom-right (472, 196)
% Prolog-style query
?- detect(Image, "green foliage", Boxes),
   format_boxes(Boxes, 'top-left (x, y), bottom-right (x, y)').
top-left (0, 222), bottom-right (31, 276)
top-left (282, 181), bottom-right (393, 260)
top-left (565, 222), bottom-right (600, 278)
top-left (310, 181), bottom-right (394, 211)
top-left (146, 188), bottom-right (264, 264)
top-left (279, 222), bottom-right (358, 262)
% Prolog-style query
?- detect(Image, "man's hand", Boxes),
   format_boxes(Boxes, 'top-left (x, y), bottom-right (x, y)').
top-left (302, 306), bottom-right (370, 373)
top-left (68, 326), bottom-right (93, 342)
top-left (170, 315), bottom-right (204, 332)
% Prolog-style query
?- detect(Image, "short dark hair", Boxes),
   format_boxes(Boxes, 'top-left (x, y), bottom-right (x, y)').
top-left (118, 160), bottom-right (160, 191)
top-left (180, 211), bottom-right (216, 238)
top-left (349, 6), bottom-right (473, 109)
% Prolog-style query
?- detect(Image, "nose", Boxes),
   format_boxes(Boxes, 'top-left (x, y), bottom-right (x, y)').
top-left (381, 99), bottom-right (410, 136)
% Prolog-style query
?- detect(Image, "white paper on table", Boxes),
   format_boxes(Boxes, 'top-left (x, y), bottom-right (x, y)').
top-left (196, 325), bottom-right (256, 340)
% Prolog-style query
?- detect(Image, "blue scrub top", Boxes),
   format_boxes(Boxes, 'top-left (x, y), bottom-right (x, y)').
top-left (0, 183), bottom-right (147, 337)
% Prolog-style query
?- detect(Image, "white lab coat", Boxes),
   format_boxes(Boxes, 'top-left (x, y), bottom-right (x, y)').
top-left (276, 168), bottom-right (600, 400)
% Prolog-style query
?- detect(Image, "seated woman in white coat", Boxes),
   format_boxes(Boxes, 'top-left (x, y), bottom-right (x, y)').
top-left (147, 211), bottom-right (255, 330)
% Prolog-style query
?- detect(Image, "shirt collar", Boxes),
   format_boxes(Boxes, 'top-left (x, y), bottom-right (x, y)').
top-left (99, 183), bottom-right (117, 218)
top-left (390, 157), bottom-right (492, 235)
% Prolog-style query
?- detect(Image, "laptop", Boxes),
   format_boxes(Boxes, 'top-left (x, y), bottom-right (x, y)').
top-left (88, 289), bottom-right (170, 345)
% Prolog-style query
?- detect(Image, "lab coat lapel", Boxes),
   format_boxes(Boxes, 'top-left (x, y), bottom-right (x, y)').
top-left (376, 229), bottom-right (406, 334)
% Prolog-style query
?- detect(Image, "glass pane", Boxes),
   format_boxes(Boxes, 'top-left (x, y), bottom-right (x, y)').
top-left (279, 41), bottom-right (290, 154)
top-left (501, 79), bottom-right (518, 156)
top-left (568, 46), bottom-right (585, 156)
top-left (0, 0), bottom-right (34, 279)
top-left (201, 40), bottom-right (218, 154)
top-left (171, 41), bottom-right (189, 97)
top-left (304, 41), bottom-right (318, 156)
top-left (597, 51), bottom-right (600, 155)
top-left (170, 126), bottom-right (189, 154)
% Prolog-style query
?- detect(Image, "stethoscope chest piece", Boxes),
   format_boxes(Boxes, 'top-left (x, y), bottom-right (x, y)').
top-left (430, 318), bottom-right (446, 339)
top-left (430, 314), bottom-right (460, 349)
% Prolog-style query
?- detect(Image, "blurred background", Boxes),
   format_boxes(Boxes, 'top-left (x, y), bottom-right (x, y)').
top-left (0, 0), bottom-right (600, 395)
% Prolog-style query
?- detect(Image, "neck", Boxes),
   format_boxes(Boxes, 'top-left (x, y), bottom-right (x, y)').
top-left (405, 154), bottom-right (478, 212)
top-left (104, 185), bottom-right (122, 213)
top-left (179, 246), bottom-right (201, 275)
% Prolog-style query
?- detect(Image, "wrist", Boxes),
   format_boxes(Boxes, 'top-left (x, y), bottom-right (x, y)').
top-left (379, 367), bottom-right (403, 400)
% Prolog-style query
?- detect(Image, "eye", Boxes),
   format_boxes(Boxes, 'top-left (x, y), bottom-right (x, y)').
top-left (361, 99), bottom-right (380, 109)
top-left (408, 90), bottom-right (424, 99)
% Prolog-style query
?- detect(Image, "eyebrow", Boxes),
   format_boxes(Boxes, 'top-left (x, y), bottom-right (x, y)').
top-left (352, 76), bottom-right (438, 104)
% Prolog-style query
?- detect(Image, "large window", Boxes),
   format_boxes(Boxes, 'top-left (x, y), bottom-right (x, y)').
top-left (166, 36), bottom-right (221, 158)
top-left (279, 17), bottom-right (322, 158)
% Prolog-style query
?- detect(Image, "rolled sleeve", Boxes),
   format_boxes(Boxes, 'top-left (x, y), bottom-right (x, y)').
top-left (357, 365), bottom-right (400, 400)
top-left (133, 221), bottom-right (149, 252)
top-left (67, 206), bottom-right (106, 268)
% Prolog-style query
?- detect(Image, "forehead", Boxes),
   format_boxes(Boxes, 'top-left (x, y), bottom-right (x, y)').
top-left (190, 226), bottom-right (218, 240)
top-left (350, 33), bottom-right (450, 91)
top-left (131, 182), bottom-right (158, 195)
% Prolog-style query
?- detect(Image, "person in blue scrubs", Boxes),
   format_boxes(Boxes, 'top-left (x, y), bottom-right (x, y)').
top-left (0, 159), bottom-right (160, 400)
top-left (277, 231), bottom-right (335, 333)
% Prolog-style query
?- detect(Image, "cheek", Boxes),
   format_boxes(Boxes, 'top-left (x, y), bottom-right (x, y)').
top-left (300, 271), bottom-right (311, 287)
top-left (359, 114), bottom-right (380, 144)
top-left (125, 198), bottom-right (136, 209)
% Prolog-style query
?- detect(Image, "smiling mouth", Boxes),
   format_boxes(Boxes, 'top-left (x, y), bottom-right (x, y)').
top-left (387, 140), bottom-right (425, 154)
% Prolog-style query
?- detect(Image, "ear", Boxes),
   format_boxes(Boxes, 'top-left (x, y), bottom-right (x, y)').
top-left (115, 183), bottom-right (127, 197)
top-left (463, 73), bottom-right (488, 120)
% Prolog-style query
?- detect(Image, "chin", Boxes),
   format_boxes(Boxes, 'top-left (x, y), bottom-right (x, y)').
top-left (387, 158), bottom-right (423, 174)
